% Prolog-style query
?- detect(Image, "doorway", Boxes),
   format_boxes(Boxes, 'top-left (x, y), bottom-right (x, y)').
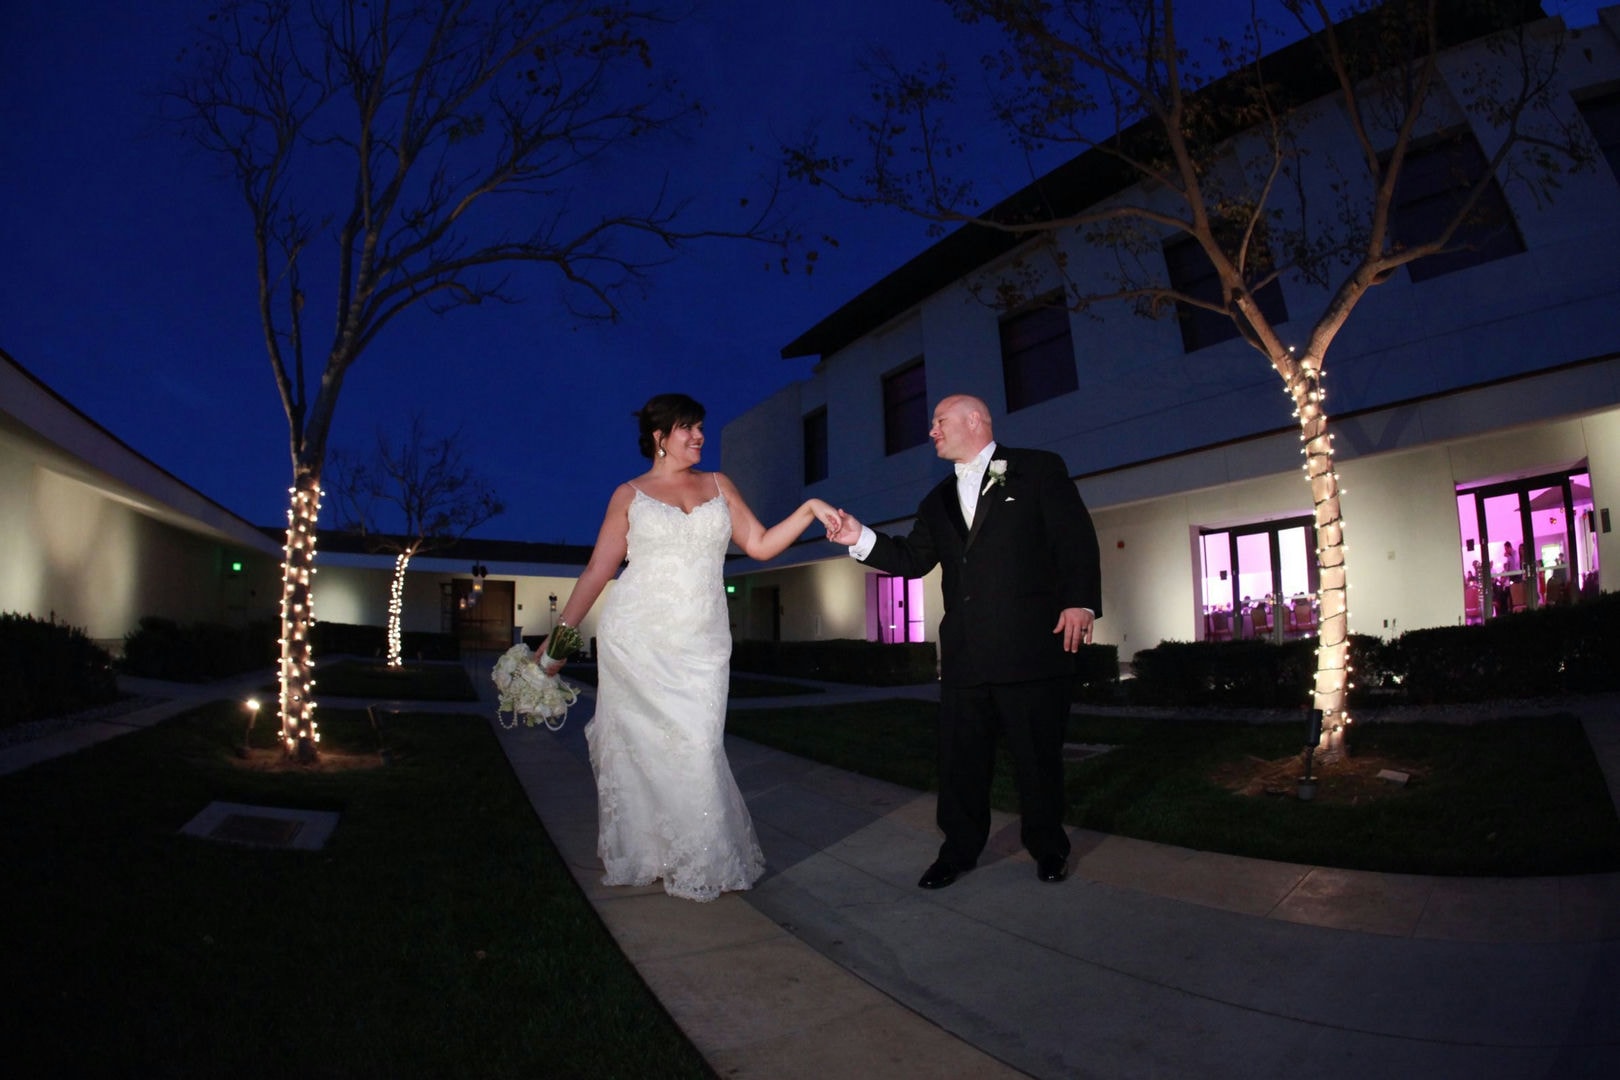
top-left (1198, 516), bottom-right (1318, 642)
top-left (1456, 468), bottom-right (1596, 620)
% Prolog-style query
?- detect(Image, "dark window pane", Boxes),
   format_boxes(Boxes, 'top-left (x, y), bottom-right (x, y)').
top-left (883, 360), bottom-right (928, 456)
top-left (1000, 301), bottom-right (1077, 412)
top-left (1390, 135), bottom-right (1525, 282)
top-left (1577, 91), bottom-right (1620, 182)
top-left (803, 407), bottom-right (828, 485)
top-left (1163, 236), bottom-right (1289, 352)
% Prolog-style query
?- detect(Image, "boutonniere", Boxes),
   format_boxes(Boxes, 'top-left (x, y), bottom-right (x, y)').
top-left (981, 459), bottom-right (1008, 495)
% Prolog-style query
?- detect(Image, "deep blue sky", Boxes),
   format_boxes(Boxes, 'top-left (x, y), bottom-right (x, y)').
top-left (1, 1), bottom-right (1603, 545)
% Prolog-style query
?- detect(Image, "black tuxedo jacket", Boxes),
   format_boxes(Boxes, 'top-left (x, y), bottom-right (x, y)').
top-left (864, 446), bottom-right (1102, 687)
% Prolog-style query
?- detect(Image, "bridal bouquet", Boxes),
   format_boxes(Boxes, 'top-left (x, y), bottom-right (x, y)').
top-left (492, 637), bottom-right (581, 731)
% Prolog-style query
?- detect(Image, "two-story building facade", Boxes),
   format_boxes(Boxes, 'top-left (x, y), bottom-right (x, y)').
top-left (720, 6), bottom-right (1620, 664)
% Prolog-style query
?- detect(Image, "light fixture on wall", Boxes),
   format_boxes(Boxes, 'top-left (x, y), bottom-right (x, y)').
top-left (472, 561), bottom-right (488, 594)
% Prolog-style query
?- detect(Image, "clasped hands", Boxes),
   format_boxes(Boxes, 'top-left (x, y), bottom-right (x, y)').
top-left (815, 505), bottom-right (1093, 651)
top-left (818, 505), bottom-right (862, 547)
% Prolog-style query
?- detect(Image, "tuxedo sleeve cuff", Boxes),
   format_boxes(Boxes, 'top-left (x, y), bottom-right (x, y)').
top-left (849, 527), bottom-right (877, 561)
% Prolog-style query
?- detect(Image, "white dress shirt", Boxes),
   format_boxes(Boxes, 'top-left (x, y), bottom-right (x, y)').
top-left (850, 442), bottom-right (997, 561)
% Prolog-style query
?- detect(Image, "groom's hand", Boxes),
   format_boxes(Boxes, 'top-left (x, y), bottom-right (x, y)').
top-left (1054, 608), bottom-right (1094, 651)
top-left (827, 508), bottom-right (863, 546)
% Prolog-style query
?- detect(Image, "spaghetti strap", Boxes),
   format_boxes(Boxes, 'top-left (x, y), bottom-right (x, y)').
top-left (712, 473), bottom-right (722, 497)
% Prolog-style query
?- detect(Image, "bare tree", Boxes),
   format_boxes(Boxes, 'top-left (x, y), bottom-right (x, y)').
top-left (786, 0), bottom-right (1594, 750)
top-left (328, 414), bottom-right (504, 667)
top-left (166, 0), bottom-right (789, 760)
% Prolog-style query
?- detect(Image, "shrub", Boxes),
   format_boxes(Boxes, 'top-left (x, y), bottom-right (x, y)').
top-left (310, 621), bottom-right (386, 658)
top-left (1128, 634), bottom-right (1388, 709)
top-left (1071, 643), bottom-right (1121, 703)
top-left (1390, 591), bottom-right (1620, 702)
top-left (0, 612), bottom-right (118, 728)
top-left (730, 639), bottom-right (938, 685)
top-left (121, 616), bottom-right (276, 682)
top-left (311, 622), bottom-right (458, 661)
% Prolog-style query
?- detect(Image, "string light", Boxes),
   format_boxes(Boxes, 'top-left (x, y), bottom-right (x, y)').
top-left (1287, 358), bottom-right (1352, 744)
top-left (387, 552), bottom-right (409, 667)
top-left (278, 479), bottom-right (324, 760)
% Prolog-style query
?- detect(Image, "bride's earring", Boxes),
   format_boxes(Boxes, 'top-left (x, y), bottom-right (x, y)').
top-left (657, 445), bottom-right (666, 458)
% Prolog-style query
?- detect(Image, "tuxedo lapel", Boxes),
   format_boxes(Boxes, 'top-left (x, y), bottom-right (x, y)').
top-left (932, 476), bottom-right (969, 539)
top-left (962, 449), bottom-right (1011, 551)
top-left (963, 491), bottom-right (992, 550)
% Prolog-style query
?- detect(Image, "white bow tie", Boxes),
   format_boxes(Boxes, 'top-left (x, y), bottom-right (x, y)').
top-left (954, 461), bottom-right (982, 480)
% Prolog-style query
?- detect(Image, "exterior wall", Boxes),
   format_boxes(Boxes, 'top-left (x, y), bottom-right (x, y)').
top-left (726, 555), bottom-right (892, 642)
top-left (313, 554), bottom-right (611, 644)
top-left (0, 389), bottom-right (280, 650)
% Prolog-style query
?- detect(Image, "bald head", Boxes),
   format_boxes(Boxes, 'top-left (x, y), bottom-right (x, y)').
top-left (930, 394), bottom-right (995, 464)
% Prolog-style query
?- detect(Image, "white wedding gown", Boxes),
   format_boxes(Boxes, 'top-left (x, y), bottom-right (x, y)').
top-left (585, 482), bottom-right (765, 901)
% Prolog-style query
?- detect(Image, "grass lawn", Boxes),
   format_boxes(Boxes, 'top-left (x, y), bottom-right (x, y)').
top-left (0, 697), bottom-right (710, 1079)
top-left (295, 657), bottom-right (481, 702)
top-left (726, 700), bottom-right (1620, 877)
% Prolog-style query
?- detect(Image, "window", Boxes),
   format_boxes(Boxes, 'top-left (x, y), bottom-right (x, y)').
top-left (1455, 468), bottom-right (1597, 620)
top-left (882, 359), bottom-right (928, 456)
top-left (1389, 133), bottom-right (1524, 282)
top-left (1577, 91), bottom-right (1620, 182)
top-left (1197, 517), bottom-right (1317, 642)
top-left (999, 298), bottom-right (1077, 411)
top-left (1162, 235), bottom-right (1289, 353)
top-left (803, 407), bottom-right (828, 485)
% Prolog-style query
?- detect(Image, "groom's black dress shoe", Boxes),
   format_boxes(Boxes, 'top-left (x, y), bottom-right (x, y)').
top-left (918, 860), bottom-right (966, 890)
top-left (1036, 855), bottom-right (1069, 883)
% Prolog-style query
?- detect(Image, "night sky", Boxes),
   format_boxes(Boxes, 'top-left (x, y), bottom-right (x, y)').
top-left (2, 1), bottom-right (1603, 545)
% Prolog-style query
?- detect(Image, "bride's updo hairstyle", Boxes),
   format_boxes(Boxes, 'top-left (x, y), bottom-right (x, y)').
top-left (635, 393), bottom-right (706, 459)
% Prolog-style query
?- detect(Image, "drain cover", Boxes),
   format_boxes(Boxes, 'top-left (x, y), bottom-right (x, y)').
top-left (180, 801), bottom-right (340, 851)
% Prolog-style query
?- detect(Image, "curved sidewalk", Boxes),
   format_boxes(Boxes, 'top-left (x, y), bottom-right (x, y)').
top-left (493, 676), bottom-right (1620, 1079)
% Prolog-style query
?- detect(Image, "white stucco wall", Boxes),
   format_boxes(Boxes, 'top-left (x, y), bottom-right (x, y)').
top-left (0, 411), bottom-right (279, 648)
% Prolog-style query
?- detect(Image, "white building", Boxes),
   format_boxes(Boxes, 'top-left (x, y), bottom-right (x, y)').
top-left (719, 6), bottom-right (1620, 665)
top-left (1, 349), bottom-right (595, 655)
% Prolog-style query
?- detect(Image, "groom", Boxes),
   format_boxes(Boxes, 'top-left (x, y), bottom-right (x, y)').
top-left (827, 394), bottom-right (1101, 887)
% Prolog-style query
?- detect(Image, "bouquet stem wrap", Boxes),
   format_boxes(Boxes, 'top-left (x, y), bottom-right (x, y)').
top-left (544, 623), bottom-right (583, 664)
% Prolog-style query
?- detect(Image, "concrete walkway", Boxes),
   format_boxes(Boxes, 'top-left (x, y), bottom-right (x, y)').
top-left (488, 667), bottom-right (1620, 1079)
top-left (5, 666), bottom-right (1619, 1077)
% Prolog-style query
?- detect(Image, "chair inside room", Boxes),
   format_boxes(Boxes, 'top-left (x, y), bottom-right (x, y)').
top-left (1543, 576), bottom-right (1568, 606)
top-left (1291, 597), bottom-right (1317, 635)
top-left (1464, 583), bottom-right (1482, 624)
top-left (1508, 580), bottom-right (1528, 613)
top-left (1207, 610), bottom-right (1232, 641)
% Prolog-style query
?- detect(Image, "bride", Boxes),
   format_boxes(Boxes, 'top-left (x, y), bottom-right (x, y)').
top-left (545, 393), bottom-right (839, 902)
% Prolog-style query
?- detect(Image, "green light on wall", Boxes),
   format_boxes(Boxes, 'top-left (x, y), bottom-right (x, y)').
top-left (230, 560), bottom-right (244, 573)
top-left (725, 584), bottom-right (736, 594)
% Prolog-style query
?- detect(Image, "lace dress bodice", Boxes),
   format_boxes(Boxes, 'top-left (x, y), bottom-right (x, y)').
top-left (617, 489), bottom-right (730, 628)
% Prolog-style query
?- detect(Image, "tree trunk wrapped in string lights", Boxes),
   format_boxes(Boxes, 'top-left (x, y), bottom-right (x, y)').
top-left (278, 475), bottom-right (323, 763)
top-left (386, 552), bottom-right (411, 668)
top-left (1289, 357), bottom-right (1351, 751)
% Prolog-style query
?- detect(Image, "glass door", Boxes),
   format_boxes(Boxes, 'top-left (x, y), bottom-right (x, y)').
top-left (1199, 516), bottom-right (1316, 642)
top-left (1457, 468), bottom-right (1595, 619)
top-left (869, 574), bottom-right (926, 644)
